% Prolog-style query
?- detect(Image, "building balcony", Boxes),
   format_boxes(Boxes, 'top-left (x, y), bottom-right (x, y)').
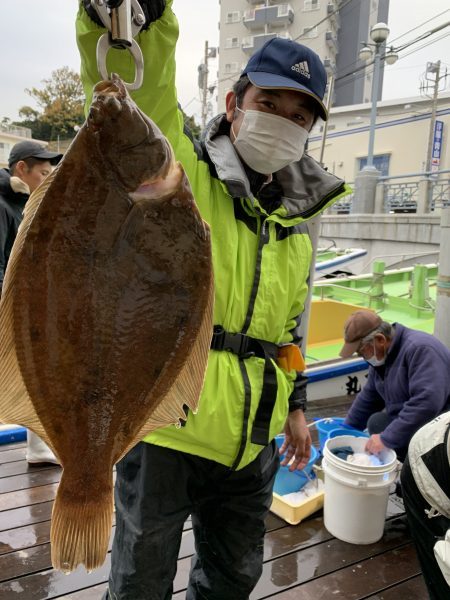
top-left (242, 31), bottom-right (292, 54)
top-left (323, 57), bottom-right (336, 73)
top-left (327, 2), bottom-right (340, 25)
top-left (325, 30), bottom-right (337, 48)
top-left (243, 4), bottom-right (294, 30)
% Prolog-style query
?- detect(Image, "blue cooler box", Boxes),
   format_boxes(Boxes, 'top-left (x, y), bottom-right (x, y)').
top-left (273, 435), bottom-right (319, 495)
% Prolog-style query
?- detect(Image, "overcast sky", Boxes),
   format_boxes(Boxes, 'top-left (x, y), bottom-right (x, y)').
top-left (0, 1), bottom-right (448, 124)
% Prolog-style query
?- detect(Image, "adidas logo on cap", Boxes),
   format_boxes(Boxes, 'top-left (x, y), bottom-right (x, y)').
top-left (291, 61), bottom-right (311, 79)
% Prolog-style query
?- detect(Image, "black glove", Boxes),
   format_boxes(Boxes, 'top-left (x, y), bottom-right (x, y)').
top-left (83, 0), bottom-right (166, 31)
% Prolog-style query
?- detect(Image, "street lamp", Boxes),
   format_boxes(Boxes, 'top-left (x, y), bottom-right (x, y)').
top-left (359, 22), bottom-right (398, 170)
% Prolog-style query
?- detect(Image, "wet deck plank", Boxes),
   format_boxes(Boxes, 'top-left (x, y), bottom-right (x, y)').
top-left (0, 397), bottom-right (428, 599)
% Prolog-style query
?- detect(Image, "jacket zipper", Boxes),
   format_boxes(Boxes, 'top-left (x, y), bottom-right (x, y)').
top-left (241, 215), bottom-right (269, 334)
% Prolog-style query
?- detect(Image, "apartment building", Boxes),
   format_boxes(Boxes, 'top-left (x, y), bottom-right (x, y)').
top-left (0, 125), bottom-right (34, 168)
top-left (307, 91), bottom-right (450, 181)
top-left (217, 0), bottom-right (390, 112)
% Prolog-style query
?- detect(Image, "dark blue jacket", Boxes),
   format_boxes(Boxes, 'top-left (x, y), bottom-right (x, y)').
top-left (0, 169), bottom-right (28, 295)
top-left (345, 324), bottom-right (450, 451)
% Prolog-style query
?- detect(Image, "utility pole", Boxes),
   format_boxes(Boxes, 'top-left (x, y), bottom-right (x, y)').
top-left (422, 60), bottom-right (447, 172)
top-left (319, 76), bottom-right (334, 167)
top-left (201, 41), bottom-right (209, 131)
top-left (434, 208), bottom-right (450, 349)
top-left (198, 41), bottom-right (217, 130)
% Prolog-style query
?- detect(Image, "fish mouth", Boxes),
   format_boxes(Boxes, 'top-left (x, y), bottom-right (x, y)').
top-left (88, 76), bottom-right (127, 130)
top-left (130, 161), bottom-right (183, 202)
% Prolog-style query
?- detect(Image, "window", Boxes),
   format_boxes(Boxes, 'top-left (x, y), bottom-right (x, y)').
top-left (302, 26), bottom-right (318, 38)
top-left (358, 154), bottom-right (390, 176)
top-left (0, 142), bottom-right (10, 163)
top-left (226, 11), bottom-right (240, 23)
top-left (303, 0), bottom-right (319, 11)
top-left (225, 37), bottom-right (239, 49)
top-left (278, 4), bottom-right (290, 17)
top-left (224, 62), bottom-right (239, 74)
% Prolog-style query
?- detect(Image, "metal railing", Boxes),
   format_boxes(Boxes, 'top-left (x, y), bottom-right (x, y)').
top-left (0, 124), bottom-right (32, 139)
top-left (328, 170), bottom-right (450, 214)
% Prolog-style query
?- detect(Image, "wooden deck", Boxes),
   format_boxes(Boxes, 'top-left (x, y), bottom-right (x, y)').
top-left (0, 397), bottom-right (428, 599)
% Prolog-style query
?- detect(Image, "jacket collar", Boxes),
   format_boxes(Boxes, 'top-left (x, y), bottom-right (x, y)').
top-left (0, 168), bottom-right (29, 209)
top-left (202, 113), bottom-right (345, 218)
top-left (385, 323), bottom-right (404, 365)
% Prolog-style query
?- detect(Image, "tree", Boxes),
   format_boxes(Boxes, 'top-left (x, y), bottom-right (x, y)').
top-left (182, 111), bottom-right (201, 140)
top-left (15, 66), bottom-right (85, 141)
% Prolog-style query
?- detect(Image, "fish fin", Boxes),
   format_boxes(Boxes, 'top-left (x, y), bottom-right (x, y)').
top-left (51, 469), bottom-right (114, 572)
top-left (118, 259), bottom-right (214, 459)
top-left (0, 170), bottom-right (59, 434)
top-left (22, 167), bottom-right (58, 224)
top-left (0, 271), bottom-right (41, 431)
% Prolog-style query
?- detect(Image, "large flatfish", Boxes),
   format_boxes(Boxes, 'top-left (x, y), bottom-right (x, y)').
top-left (0, 75), bottom-right (214, 572)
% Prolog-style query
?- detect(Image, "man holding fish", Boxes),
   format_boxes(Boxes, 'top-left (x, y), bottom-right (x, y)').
top-left (76, 1), bottom-right (350, 597)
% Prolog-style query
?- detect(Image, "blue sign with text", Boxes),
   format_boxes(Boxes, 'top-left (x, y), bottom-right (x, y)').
top-left (431, 120), bottom-right (444, 171)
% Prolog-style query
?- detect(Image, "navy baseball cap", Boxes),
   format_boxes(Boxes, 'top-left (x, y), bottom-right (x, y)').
top-left (8, 141), bottom-right (62, 168)
top-left (241, 37), bottom-right (328, 121)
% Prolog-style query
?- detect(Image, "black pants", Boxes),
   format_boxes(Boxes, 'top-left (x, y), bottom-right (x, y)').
top-left (104, 441), bottom-right (279, 600)
top-left (401, 455), bottom-right (450, 599)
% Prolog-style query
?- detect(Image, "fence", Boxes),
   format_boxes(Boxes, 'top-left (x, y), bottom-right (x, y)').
top-left (329, 170), bottom-right (450, 214)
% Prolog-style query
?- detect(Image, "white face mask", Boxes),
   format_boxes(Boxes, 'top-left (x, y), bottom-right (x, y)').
top-left (231, 106), bottom-right (309, 174)
top-left (366, 342), bottom-right (385, 367)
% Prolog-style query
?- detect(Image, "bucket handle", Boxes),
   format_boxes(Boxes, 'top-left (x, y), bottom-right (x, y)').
top-left (308, 417), bottom-right (343, 429)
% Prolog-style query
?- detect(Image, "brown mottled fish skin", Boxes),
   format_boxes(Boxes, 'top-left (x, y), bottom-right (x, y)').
top-left (0, 76), bottom-right (213, 572)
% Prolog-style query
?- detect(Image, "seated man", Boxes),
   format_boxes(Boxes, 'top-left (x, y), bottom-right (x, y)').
top-left (339, 310), bottom-right (450, 461)
top-left (401, 412), bottom-right (450, 600)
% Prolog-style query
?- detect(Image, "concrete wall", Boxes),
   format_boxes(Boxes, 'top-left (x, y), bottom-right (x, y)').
top-left (319, 213), bottom-right (441, 270)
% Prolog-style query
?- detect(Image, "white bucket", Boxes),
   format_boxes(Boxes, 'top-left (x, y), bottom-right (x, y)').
top-left (322, 435), bottom-right (398, 545)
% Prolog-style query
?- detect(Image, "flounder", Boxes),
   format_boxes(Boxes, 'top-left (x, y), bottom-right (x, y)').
top-left (0, 76), bottom-right (213, 572)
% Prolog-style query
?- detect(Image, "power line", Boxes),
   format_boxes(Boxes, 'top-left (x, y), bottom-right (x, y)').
top-left (388, 9), bottom-right (450, 44)
top-left (330, 11), bottom-right (450, 89)
top-left (395, 20), bottom-right (450, 53)
top-left (334, 28), bottom-right (450, 86)
top-left (293, 0), bottom-right (355, 41)
top-left (334, 31), bottom-right (450, 91)
top-left (215, 5), bottom-right (450, 96)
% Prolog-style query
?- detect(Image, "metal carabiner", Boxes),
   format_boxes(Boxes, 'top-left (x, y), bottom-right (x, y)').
top-left (96, 33), bottom-right (144, 91)
top-left (90, 0), bottom-right (146, 91)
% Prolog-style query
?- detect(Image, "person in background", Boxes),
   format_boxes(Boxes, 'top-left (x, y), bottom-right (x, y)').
top-left (339, 309), bottom-right (450, 461)
top-left (77, 0), bottom-right (351, 597)
top-left (401, 412), bottom-right (450, 599)
top-left (0, 140), bottom-right (62, 465)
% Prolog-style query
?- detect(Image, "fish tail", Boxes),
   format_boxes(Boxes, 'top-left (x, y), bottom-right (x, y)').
top-left (50, 470), bottom-right (113, 573)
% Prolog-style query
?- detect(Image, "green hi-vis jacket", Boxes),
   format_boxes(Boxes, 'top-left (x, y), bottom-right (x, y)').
top-left (76, 0), bottom-right (351, 470)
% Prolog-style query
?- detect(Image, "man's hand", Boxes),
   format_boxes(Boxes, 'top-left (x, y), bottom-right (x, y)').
top-left (83, 0), bottom-right (166, 30)
top-left (279, 410), bottom-right (312, 471)
top-left (365, 433), bottom-right (386, 455)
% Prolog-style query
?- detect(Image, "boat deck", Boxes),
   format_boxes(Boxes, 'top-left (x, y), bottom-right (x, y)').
top-left (0, 397), bottom-right (428, 599)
